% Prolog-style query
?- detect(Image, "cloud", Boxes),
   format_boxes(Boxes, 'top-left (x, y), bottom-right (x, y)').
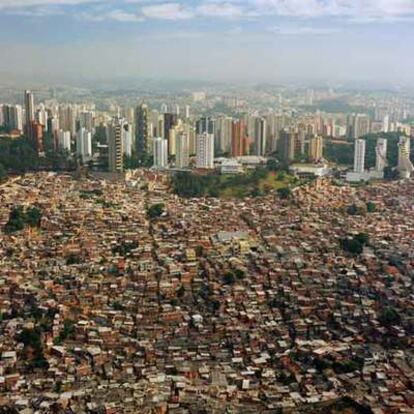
top-left (251, 0), bottom-right (414, 19)
top-left (269, 25), bottom-right (340, 35)
top-left (141, 3), bottom-right (194, 20)
top-left (197, 2), bottom-right (247, 18)
top-left (82, 9), bottom-right (143, 22)
top-left (0, 0), bottom-right (95, 7)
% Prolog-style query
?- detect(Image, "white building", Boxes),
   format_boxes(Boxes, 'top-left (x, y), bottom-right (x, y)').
top-left (346, 138), bottom-right (370, 182)
top-left (122, 123), bottom-right (133, 157)
top-left (397, 136), bottom-right (413, 178)
top-left (176, 133), bottom-right (189, 168)
top-left (58, 130), bottom-right (71, 152)
top-left (196, 133), bottom-right (214, 169)
top-left (76, 128), bottom-right (92, 161)
top-left (375, 138), bottom-right (388, 172)
top-left (153, 137), bottom-right (168, 169)
top-left (36, 105), bottom-right (48, 132)
top-left (354, 139), bottom-right (366, 173)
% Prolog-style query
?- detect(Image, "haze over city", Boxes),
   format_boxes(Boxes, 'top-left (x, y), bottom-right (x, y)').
top-left (1, 0), bottom-right (414, 85)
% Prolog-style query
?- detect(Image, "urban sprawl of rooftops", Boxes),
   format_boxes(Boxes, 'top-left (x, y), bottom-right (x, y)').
top-left (0, 170), bottom-right (413, 413)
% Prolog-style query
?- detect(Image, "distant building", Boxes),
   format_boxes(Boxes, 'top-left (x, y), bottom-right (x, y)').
top-left (58, 130), bottom-right (71, 152)
top-left (122, 123), bottom-right (133, 158)
top-left (346, 138), bottom-right (370, 182)
top-left (375, 138), bottom-right (387, 173)
top-left (107, 118), bottom-right (124, 173)
top-left (231, 120), bottom-right (247, 157)
top-left (153, 137), bottom-right (168, 169)
top-left (308, 135), bottom-right (323, 162)
top-left (2, 104), bottom-right (23, 132)
top-left (76, 128), bottom-right (92, 162)
top-left (196, 133), bottom-right (214, 169)
top-left (176, 133), bottom-right (189, 168)
top-left (196, 117), bottom-right (215, 135)
top-left (278, 130), bottom-right (297, 162)
top-left (253, 117), bottom-right (267, 156)
top-left (136, 103), bottom-right (149, 156)
top-left (24, 90), bottom-right (35, 137)
top-left (354, 139), bottom-right (366, 173)
top-left (397, 136), bottom-right (413, 178)
top-left (164, 113), bottom-right (178, 154)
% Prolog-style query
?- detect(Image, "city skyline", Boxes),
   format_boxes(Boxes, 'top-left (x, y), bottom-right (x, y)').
top-left (1, 0), bottom-right (414, 85)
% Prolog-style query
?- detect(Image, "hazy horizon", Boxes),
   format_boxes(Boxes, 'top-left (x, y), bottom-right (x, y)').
top-left (1, 0), bottom-right (414, 86)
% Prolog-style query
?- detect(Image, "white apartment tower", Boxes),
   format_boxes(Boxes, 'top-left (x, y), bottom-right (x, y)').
top-left (375, 138), bottom-right (388, 173)
top-left (76, 128), bottom-right (92, 161)
top-left (58, 130), bottom-right (71, 152)
top-left (196, 133), bottom-right (214, 169)
top-left (354, 139), bottom-right (366, 173)
top-left (153, 137), bottom-right (168, 169)
top-left (397, 136), bottom-right (413, 178)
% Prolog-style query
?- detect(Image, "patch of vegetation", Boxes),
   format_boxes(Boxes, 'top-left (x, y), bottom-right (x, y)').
top-left (16, 328), bottom-right (49, 369)
top-left (340, 233), bottom-right (369, 255)
top-left (147, 203), bottom-right (165, 219)
top-left (172, 168), bottom-right (295, 199)
top-left (378, 307), bottom-right (401, 327)
top-left (4, 206), bottom-right (43, 234)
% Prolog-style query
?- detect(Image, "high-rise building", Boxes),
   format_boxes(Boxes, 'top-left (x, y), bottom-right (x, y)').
top-left (354, 139), bottom-right (366, 173)
top-left (80, 111), bottom-right (94, 131)
top-left (308, 136), bottom-right (323, 162)
top-left (217, 116), bottom-right (233, 154)
top-left (375, 138), bottom-right (387, 173)
top-left (30, 121), bottom-right (44, 153)
top-left (107, 118), bottom-right (124, 173)
top-left (58, 130), bottom-right (71, 152)
top-left (278, 130), bottom-right (296, 162)
top-left (231, 120), bottom-right (247, 157)
top-left (122, 123), bottom-right (133, 157)
top-left (397, 136), bottom-right (413, 178)
top-left (153, 137), bottom-right (168, 169)
top-left (253, 117), bottom-right (267, 156)
top-left (36, 104), bottom-right (48, 132)
top-left (136, 103), bottom-right (149, 156)
top-left (76, 128), bottom-right (92, 161)
top-left (196, 117), bottom-right (215, 135)
top-left (24, 90), bottom-right (35, 136)
top-left (164, 113), bottom-right (178, 152)
top-left (348, 114), bottom-right (371, 139)
top-left (185, 105), bottom-right (190, 119)
top-left (2, 105), bottom-right (23, 132)
top-left (176, 133), bottom-right (189, 168)
top-left (196, 133), bottom-right (214, 169)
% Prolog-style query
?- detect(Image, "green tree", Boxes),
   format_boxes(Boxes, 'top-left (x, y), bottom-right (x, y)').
top-left (147, 203), bottom-right (165, 219)
top-left (223, 272), bottom-right (236, 285)
top-left (378, 307), bottom-right (401, 327)
top-left (355, 232), bottom-right (369, 246)
top-left (4, 206), bottom-right (26, 234)
top-left (366, 202), bottom-right (376, 213)
top-left (277, 187), bottom-right (291, 199)
top-left (26, 207), bottom-right (42, 227)
top-left (340, 238), bottom-right (363, 255)
top-left (0, 163), bottom-right (6, 181)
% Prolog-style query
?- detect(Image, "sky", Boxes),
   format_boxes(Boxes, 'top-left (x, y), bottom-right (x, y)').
top-left (0, 0), bottom-right (414, 86)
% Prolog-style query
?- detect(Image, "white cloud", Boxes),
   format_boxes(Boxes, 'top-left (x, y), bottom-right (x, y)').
top-left (197, 2), bottom-right (246, 18)
top-left (269, 25), bottom-right (340, 35)
top-left (141, 3), bottom-right (194, 20)
top-left (0, 0), bottom-right (95, 8)
top-left (251, 0), bottom-right (414, 19)
top-left (81, 10), bottom-right (143, 22)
